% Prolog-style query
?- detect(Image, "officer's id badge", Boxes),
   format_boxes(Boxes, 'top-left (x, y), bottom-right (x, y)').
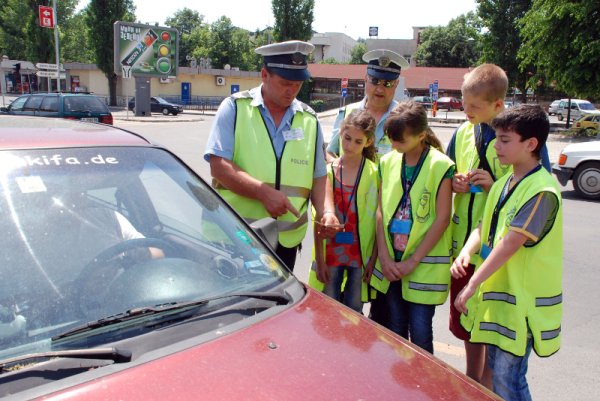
top-left (283, 128), bottom-right (304, 141)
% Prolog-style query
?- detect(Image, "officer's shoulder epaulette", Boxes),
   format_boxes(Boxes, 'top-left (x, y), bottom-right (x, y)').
top-left (298, 101), bottom-right (317, 117)
top-left (231, 90), bottom-right (253, 100)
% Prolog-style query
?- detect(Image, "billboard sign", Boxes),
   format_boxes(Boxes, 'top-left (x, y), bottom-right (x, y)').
top-left (114, 21), bottom-right (179, 78)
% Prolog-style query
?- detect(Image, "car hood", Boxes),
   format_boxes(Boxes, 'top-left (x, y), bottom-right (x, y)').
top-left (562, 140), bottom-right (600, 154)
top-left (38, 289), bottom-right (496, 401)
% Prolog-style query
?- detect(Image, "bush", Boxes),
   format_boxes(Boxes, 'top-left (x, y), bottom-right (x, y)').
top-left (309, 99), bottom-right (326, 112)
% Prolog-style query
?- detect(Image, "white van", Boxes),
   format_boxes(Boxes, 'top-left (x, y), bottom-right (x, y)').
top-left (556, 99), bottom-right (600, 121)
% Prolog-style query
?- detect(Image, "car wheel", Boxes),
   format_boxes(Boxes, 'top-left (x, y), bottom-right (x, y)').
top-left (162, 108), bottom-right (170, 116)
top-left (573, 161), bottom-right (600, 200)
top-left (584, 127), bottom-right (597, 136)
top-left (557, 114), bottom-right (564, 121)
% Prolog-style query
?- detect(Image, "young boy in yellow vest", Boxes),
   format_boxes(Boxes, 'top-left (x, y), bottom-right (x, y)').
top-left (452, 104), bottom-right (563, 401)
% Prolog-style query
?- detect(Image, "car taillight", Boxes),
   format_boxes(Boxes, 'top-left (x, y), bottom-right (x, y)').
top-left (575, 122), bottom-right (581, 128)
top-left (101, 115), bottom-right (113, 125)
top-left (558, 154), bottom-right (567, 166)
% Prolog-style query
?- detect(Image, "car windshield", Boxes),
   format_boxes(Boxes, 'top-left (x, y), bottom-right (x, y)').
top-left (0, 146), bottom-right (289, 360)
top-left (578, 102), bottom-right (595, 111)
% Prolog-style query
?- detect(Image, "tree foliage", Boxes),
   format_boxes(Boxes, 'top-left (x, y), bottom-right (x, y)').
top-left (477, 0), bottom-right (533, 100)
top-left (413, 12), bottom-right (481, 68)
top-left (0, 0), bottom-right (31, 60)
top-left (519, 0), bottom-right (600, 99)
top-left (86, 0), bottom-right (136, 105)
top-left (165, 8), bottom-right (205, 67)
top-left (272, 0), bottom-right (314, 42)
top-left (350, 43), bottom-right (367, 64)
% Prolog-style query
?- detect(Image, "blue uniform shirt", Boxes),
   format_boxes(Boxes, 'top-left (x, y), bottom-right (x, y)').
top-left (326, 98), bottom-right (399, 156)
top-left (204, 85), bottom-right (326, 178)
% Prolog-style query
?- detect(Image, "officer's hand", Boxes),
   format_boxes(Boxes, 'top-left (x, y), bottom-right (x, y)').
top-left (261, 188), bottom-right (299, 218)
top-left (452, 173), bottom-right (470, 193)
top-left (468, 169), bottom-right (494, 192)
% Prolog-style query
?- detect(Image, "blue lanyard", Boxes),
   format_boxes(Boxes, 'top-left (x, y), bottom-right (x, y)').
top-left (400, 146), bottom-right (429, 209)
top-left (336, 156), bottom-right (364, 225)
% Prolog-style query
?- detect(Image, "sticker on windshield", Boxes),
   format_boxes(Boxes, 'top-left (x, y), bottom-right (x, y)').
top-left (2, 153), bottom-right (120, 168)
top-left (15, 176), bottom-right (47, 193)
top-left (235, 230), bottom-right (252, 244)
top-left (259, 253), bottom-right (279, 271)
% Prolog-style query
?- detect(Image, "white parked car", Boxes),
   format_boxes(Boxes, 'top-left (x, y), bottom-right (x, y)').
top-left (553, 140), bottom-right (600, 199)
top-left (555, 99), bottom-right (600, 122)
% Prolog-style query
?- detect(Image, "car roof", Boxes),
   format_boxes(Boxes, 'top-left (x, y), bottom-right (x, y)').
top-left (0, 116), bottom-right (151, 149)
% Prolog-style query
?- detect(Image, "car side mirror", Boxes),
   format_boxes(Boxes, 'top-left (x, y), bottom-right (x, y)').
top-left (250, 217), bottom-right (279, 250)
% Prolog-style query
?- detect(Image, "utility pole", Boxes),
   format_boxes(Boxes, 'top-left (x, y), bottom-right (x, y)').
top-left (53, 0), bottom-right (61, 92)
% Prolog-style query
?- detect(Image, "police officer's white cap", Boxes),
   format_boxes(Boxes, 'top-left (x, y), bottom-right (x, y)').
top-left (255, 40), bottom-right (315, 81)
top-left (363, 49), bottom-right (409, 80)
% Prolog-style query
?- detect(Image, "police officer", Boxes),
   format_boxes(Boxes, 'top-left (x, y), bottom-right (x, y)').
top-left (326, 49), bottom-right (409, 161)
top-left (204, 40), bottom-right (338, 270)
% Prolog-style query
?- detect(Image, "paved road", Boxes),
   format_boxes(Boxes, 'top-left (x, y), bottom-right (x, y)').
top-left (114, 113), bottom-right (600, 401)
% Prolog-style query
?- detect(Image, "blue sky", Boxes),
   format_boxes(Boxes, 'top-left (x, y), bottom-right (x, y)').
top-left (77, 0), bottom-right (478, 40)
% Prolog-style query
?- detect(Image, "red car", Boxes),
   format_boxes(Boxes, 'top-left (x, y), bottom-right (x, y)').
top-left (0, 116), bottom-right (499, 401)
top-left (436, 96), bottom-right (464, 111)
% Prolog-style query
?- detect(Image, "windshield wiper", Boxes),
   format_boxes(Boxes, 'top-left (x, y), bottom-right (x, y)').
top-left (0, 347), bottom-right (131, 373)
top-left (53, 291), bottom-right (291, 341)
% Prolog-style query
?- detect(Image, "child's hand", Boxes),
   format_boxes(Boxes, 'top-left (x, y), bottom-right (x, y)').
top-left (452, 173), bottom-right (470, 193)
top-left (468, 169), bottom-right (494, 192)
top-left (316, 259), bottom-right (330, 284)
top-left (454, 282), bottom-right (476, 314)
top-left (397, 257), bottom-right (418, 276)
top-left (450, 253), bottom-right (471, 279)
top-left (381, 257), bottom-right (401, 282)
top-left (317, 214), bottom-right (342, 238)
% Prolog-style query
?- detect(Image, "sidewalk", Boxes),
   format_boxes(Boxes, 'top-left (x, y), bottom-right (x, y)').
top-left (110, 106), bottom-right (212, 122)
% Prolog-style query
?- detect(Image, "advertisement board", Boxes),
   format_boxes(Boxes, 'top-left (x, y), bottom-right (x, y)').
top-left (114, 21), bottom-right (179, 78)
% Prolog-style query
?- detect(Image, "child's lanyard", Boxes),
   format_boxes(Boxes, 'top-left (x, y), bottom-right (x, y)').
top-left (336, 156), bottom-right (365, 228)
top-left (469, 124), bottom-right (484, 171)
top-left (400, 146), bottom-right (429, 210)
top-left (486, 164), bottom-right (542, 246)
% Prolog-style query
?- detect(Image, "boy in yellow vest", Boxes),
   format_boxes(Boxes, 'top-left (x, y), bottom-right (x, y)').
top-left (452, 104), bottom-right (563, 401)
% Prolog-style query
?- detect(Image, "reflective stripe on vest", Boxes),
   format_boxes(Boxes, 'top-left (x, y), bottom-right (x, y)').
top-left (307, 159), bottom-right (379, 302)
top-left (371, 148), bottom-right (454, 305)
top-left (216, 94), bottom-right (317, 248)
top-left (463, 168), bottom-right (563, 357)
top-left (451, 122), bottom-right (511, 258)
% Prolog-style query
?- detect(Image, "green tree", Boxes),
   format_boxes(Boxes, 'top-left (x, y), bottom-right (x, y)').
top-left (350, 42), bottom-right (367, 64)
top-left (0, 0), bottom-right (30, 60)
top-left (271, 0), bottom-right (314, 41)
top-left (477, 0), bottom-right (533, 101)
top-left (86, 0), bottom-right (135, 105)
top-left (61, 9), bottom-right (94, 63)
top-left (165, 8), bottom-right (205, 67)
top-left (519, 0), bottom-right (600, 99)
top-left (414, 12), bottom-right (481, 68)
top-left (207, 16), bottom-right (235, 69)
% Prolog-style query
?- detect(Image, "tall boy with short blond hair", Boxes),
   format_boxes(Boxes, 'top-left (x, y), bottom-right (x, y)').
top-left (453, 104), bottom-right (562, 401)
top-left (446, 63), bottom-right (511, 385)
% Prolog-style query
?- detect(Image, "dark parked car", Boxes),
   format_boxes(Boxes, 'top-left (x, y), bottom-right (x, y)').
top-left (128, 96), bottom-right (183, 115)
top-left (0, 116), bottom-right (500, 401)
top-left (412, 95), bottom-right (434, 109)
top-left (0, 93), bottom-right (112, 124)
top-left (436, 96), bottom-right (463, 111)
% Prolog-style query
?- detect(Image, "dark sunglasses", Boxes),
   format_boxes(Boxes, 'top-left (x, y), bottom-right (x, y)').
top-left (367, 77), bottom-right (396, 88)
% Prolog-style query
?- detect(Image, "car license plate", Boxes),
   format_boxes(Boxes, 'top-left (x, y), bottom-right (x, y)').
top-left (80, 117), bottom-right (98, 122)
